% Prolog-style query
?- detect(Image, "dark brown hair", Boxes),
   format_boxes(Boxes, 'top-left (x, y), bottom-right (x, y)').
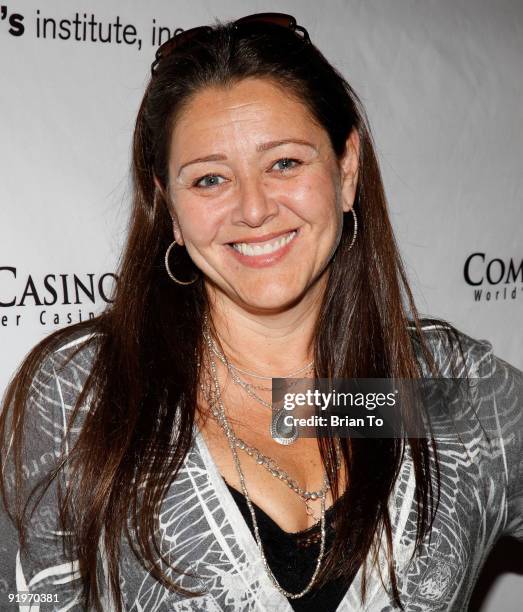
top-left (0, 18), bottom-right (463, 611)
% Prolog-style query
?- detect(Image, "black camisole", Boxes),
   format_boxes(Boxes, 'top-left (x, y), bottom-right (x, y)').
top-left (224, 481), bottom-right (355, 611)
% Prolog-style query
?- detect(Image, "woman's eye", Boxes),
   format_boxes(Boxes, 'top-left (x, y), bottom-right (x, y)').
top-left (271, 158), bottom-right (302, 172)
top-left (193, 174), bottom-right (226, 188)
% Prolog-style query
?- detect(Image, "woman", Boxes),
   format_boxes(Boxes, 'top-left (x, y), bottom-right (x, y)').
top-left (0, 12), bottom-right (521, 612)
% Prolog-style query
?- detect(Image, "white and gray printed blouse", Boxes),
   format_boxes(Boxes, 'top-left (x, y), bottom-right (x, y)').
top-left (0, 325), bottom-right (522, 611)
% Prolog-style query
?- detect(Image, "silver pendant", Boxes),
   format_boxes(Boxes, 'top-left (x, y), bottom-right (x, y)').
top-left (270, 408), bottom-right (298, 445)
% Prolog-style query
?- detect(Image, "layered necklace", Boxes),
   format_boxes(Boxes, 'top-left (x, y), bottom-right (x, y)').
top-left (200, 316), bottom-right (341, 599)
top-left (204, 327), bottom-right (313, 445)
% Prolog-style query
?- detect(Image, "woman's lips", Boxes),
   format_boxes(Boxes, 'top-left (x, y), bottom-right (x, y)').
top-left (226, 229), bottom-right (299, 268)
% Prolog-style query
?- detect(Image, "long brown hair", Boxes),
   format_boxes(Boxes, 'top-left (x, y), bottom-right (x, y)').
top-left (0, 18), bottom-right (463, 611)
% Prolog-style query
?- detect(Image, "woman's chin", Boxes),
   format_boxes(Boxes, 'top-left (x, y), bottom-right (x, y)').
top-left (235, 285), bottom-right (306, 314)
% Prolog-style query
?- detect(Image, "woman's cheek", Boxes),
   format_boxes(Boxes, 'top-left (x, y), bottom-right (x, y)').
top-left (297, 171), bottom-right (335, 202)
top-left (182, 211), bottom-right (225, 246)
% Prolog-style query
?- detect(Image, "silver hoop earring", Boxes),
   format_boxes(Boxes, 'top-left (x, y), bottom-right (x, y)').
top-left (347, 207), bottom-right (358, 252)
top-left (164, 241), bottom-right (199, 286)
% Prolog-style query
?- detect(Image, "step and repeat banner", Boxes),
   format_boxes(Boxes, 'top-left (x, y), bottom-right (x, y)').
top-left (1, 0), bottom-right (522, 609)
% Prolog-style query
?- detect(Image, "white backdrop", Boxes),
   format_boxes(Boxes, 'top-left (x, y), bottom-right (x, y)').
top-left (1, 1), bottom-right (522, 609)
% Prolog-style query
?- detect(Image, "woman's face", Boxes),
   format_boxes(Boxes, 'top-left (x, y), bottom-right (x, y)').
top-left (165, 77), bottom-right (359, 313)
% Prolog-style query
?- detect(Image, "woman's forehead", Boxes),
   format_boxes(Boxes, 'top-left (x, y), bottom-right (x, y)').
top-left (169, 78), bottom-right (327, 155)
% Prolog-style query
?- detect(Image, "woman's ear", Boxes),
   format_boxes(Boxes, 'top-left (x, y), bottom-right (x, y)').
top-left (153, 174), bottom-right (169, 205)
top-left (170, 217), bottom-right (185, 246)
top-left (154, 175), bottom-right (185, 246)
top-left (339, 129), bottom-right (360, 213)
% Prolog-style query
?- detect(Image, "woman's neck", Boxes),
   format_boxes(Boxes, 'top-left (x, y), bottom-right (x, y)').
top-left (205, 283), bottom-right (324, 377)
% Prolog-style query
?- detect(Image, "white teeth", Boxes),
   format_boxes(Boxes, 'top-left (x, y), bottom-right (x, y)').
top-left (232, 230), bottom-right (297, 256)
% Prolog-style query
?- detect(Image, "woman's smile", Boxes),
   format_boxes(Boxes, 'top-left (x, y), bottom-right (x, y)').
top-left (226, 228), bottom-right (299, 268)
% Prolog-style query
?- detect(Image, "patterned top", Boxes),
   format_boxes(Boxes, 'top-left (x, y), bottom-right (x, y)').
top-left (0, 324), bottom-right (522, 611)
top-left (224, 481), bottom-right (355, 610)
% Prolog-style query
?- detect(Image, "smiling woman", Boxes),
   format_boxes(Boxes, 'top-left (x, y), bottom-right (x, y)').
top-left (1, 11), bottom-right (522, 612)
top-left (164, 78), bottom-right (357, 311)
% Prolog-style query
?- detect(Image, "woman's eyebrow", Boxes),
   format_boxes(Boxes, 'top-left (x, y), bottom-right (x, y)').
top-left (177, 139), bottom-right (318, 176)
top-left (178, 154), bottom-right (227, 177)
top-left (256, 138), bottom-right (318, 152)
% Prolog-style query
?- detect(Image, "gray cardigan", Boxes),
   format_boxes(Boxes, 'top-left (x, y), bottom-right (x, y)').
top-left (0, 325), bottom-right (522, 611)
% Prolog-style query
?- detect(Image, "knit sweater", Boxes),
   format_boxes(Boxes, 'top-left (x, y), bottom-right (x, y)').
top-left (0, 324), bottom-right (521, 611)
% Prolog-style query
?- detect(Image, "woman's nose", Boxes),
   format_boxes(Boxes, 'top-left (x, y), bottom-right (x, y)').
top-left (232, 177), bottom-right (278, 227)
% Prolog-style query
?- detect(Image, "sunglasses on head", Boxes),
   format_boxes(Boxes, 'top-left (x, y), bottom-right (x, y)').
top-left (151, 12), bottom-right (310, 76)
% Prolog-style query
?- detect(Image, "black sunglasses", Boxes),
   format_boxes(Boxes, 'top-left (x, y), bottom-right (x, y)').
top-left (151, 12), bottom-right (310, 76)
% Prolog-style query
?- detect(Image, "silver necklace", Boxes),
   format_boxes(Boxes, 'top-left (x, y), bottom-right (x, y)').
top-left (203, 325), bottom-right (310, 445)
top-left (222, 353), bottom-right (314, 380)
top-left (211, 343), bottom-right (313, 395)
top-left (200, 383), bottom-right (331, 520)
top-left (202, 341), bottom-right (329, 599)
top-left (204, 321), bottom-right (314, 380)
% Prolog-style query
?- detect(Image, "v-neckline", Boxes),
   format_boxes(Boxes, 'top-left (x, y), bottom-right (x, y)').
top-left (223, 477), bottom-right (345, 537)
top-left (193, 426), bottom-right (416, 612)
